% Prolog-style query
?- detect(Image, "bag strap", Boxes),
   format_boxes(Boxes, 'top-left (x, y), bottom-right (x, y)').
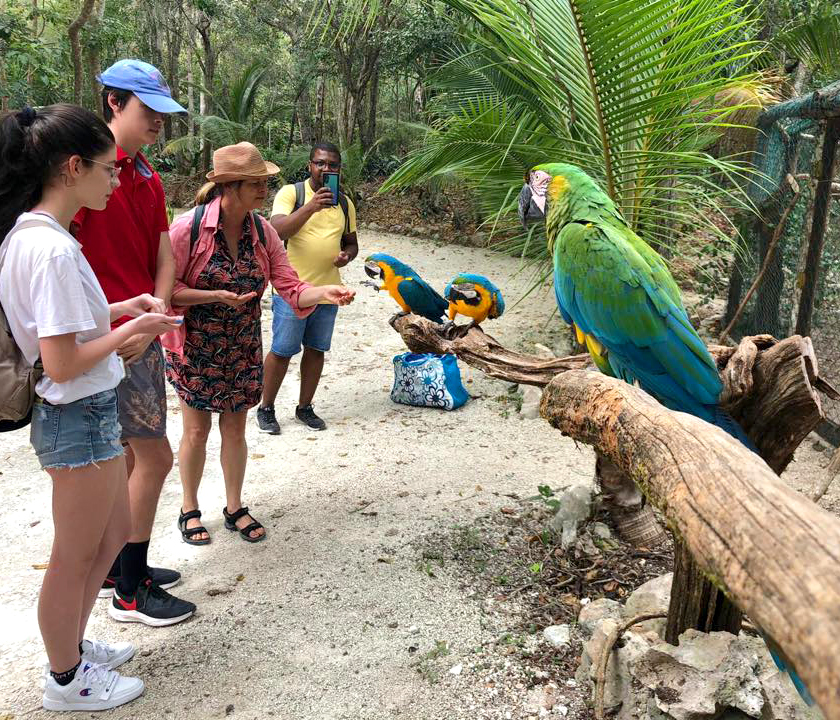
top-left (190, 204), bottom-right (207, 251)
top-left (251, 211), bottom-right (266, 247)
top-left (338, 192), bottom-right (350, 239)
top-left (293, 181), bottom-right (306, 213)
top-left (1, 216), bottom-right (59, 374)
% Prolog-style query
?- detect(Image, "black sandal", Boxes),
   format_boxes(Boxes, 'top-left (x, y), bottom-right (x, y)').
top-left (178, 509), bottom-right (211, 545)
top-left (223, 506), bottom-right (266, 543)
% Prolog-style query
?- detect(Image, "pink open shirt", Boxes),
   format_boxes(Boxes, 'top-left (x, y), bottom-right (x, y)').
top-left (162, 196), bottom-right (315, 357)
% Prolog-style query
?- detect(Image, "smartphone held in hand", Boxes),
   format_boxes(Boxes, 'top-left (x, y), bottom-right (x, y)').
top-left (323, 172), bottom-right (340, 206)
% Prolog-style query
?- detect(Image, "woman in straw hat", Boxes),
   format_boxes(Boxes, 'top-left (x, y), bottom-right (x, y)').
top-left (163, 142), bottom-right (354, 545)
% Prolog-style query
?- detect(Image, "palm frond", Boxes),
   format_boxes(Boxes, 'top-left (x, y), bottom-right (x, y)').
top-left (374, 0), bottom-right (764, 268)
top-left (774, 6), bottom-right (840, 75)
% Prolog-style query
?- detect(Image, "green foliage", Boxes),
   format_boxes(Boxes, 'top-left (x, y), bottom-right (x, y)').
top-left (374, 0), bottom-right (764, 270)
top-left (773, 5), bottom-right (840, 76)
top-left (164, 61), bottom-right (289, 160)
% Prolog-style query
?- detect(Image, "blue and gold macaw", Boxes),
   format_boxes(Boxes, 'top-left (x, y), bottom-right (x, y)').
top-left (364, 253), bottom-right (448, 323)
top-left (518, 161), bottom-right (814, 707)
top-left (444, 273), bottom-right (505, 327)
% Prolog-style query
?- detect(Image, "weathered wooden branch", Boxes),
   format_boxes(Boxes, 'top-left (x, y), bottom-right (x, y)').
top-left (390, 315), bottom-right (591, 386)
top-left (539, 371), bottom-right (840, 717)
top-left (813, 446), bottom-right (840, 503)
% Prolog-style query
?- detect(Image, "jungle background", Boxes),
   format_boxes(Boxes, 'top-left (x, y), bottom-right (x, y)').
top-left (1, 0), bottom-right (839, 437)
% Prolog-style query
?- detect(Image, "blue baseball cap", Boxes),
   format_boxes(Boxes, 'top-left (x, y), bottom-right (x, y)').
top-left (98, 59), bottom-right (187, 114)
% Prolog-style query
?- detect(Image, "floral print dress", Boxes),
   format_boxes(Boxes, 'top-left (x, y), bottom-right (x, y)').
top-left (166, 216), bottom-right (266, 413)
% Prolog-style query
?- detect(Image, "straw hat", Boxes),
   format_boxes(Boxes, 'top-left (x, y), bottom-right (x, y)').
top-left (206, 142), bottom-right (279, 183)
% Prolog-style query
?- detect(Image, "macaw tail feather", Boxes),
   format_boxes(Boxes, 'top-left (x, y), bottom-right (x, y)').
top-left (711, 407), bottom-right (760, 455)
top-left (769, 645), bottom-right (815, 706)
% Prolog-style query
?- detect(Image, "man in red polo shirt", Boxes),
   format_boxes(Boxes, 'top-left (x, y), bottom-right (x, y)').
top-left (73, 59), bottom-right (195, 627)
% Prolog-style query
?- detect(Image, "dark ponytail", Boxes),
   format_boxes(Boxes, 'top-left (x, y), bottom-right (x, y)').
top-left (0, 103), bottom-right (114, 241)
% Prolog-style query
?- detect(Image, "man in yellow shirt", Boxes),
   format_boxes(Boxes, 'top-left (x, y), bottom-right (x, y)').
top-left (257, 143), bottom-right (358, 432)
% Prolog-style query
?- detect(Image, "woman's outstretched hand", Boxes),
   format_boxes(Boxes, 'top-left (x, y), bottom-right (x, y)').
top-left (321, 286), bottom-right (356, 306)
top-left (214, 290), bottom-right (258, 308)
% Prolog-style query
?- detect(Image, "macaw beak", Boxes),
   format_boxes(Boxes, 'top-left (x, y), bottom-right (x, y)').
top-left (518, 182), bottom-right (545, 230)
top-left (364, 261), bottom-right (383, 280)
top-left (448, 282), bottom-right (480, 305)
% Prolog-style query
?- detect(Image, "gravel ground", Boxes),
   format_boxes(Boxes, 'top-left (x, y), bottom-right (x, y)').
top-left (0, 230), bottom-right (835, 719)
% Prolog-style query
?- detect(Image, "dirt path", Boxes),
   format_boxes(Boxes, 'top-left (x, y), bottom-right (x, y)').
top-left (0, 231), bottom-right (835, 719)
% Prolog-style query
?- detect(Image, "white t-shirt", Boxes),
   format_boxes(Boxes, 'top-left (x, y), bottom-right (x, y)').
top-left (0, 212), bottom-right (124, 404)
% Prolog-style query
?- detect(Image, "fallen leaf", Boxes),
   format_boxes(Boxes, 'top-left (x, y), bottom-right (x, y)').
top-left (32, 562), bottom-right (48, 570)
top-left (500, 507), bottom-right (516, 515)
top-left (236, 574), bottom-right (245, 582)
top-left (206, 587), bottom-right (232, 596)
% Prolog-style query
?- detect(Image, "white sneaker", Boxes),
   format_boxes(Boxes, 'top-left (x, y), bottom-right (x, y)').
top-left (81, 638), bottom-right (135, 670)
top-left (42, 661), bottom-right (144, 711)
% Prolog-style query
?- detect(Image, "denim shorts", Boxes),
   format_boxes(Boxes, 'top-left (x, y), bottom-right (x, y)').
top-left (30, 389), bottom-right (124, 470)
top-left (270, 294), bottom-right (339, 357)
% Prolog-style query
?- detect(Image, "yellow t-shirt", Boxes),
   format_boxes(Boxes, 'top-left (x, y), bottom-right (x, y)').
top-left (271, 181), bottom-right (357, 290)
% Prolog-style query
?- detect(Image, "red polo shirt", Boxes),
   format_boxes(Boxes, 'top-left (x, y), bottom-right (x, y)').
top-left (73, 147), bottom-right (169, 326)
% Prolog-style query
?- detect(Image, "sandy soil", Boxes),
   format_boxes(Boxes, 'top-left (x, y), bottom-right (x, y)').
top-left (0, 230), bottom-right (836, 719)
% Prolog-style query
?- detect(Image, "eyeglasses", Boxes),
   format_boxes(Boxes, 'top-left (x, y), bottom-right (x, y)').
top-left (310, 160), bottom-right (341, 170)
top-left (82, 157), bottom-right (121, 180)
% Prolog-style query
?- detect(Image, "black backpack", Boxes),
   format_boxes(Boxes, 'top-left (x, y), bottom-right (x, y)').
top-left (190, 204), bottom-right (267, 249)
top-left (292, 181), bottom-right (351, 242)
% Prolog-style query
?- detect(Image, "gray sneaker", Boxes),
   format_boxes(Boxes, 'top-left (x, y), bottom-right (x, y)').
top-left (256, 406), bottom-right (281, 434)
top-left (295, 404), bottom-right (326, 431)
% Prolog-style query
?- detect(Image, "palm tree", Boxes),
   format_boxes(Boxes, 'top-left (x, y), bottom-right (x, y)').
top-left (165, 61), bottom-right (289, 161)
top-left (338, 0), bottom-right (765, 265)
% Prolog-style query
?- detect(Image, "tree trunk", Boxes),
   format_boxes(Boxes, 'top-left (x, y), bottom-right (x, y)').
top-left (315, 76), bottom-right (326, 142)
top-left (0, 0), bottom-right (8, 112)
top-left (163, 0), bottom-right (184, 143)
top-left (538, 370), bottom-right (840, 717)
top-left (83, 0), bottom-right (105, 114)
top-left (359, 67), bottom-right (379, 151)
top-left (68, 0), bottom-right (97, 105)
top-left (197, 11), bottom-right (215, 175)
top-left (796, 117), bottom-right (840, 336)
top-left (297, 84), bottom-right (316, 146)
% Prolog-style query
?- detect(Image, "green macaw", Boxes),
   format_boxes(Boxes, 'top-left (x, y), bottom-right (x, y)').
top-left (517, 162), bottom-right (814, 707)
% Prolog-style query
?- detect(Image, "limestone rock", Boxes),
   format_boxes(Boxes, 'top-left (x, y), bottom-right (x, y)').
top-left (543, 624), bottom-right (571, 650)
top-left (519, 384), bottom-right (543, 420)
top-left (622, 572), bottom-right (672, 637)
top-left (549, 483), bottom-right (594, 548)
top-left (577, 613), bottom-right (819, 720)
top-left (578, 598), bottom-right (622, 638)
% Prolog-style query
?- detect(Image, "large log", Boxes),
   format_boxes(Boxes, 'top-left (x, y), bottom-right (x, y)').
top-left (539, 371), bottom-right (840, 717)
top-left (390, 316), bottom-right (840, 710)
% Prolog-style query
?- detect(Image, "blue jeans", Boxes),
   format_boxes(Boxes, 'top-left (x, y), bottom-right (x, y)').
top-left (30, 389), bottom-right (124, 470)
top-left (270, 294), bottom-right (338, 357)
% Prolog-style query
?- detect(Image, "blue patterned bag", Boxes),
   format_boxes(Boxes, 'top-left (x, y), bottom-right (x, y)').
top-left (390, 352), bottom-right (469, 410)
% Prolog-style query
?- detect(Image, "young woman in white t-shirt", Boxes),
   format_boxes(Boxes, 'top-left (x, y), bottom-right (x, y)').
top-left (0, 104), bottom-right (181, 712)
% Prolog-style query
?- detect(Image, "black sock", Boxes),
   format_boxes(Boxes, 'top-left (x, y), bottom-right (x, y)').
top-left (79, 642), bottom-right (84, 656)
top-left (107, 555), bottom-right (121, 578)
top-left (116, 540), bottom-right (150, 597)
top-left (51, 660), bottom-right (81, 686)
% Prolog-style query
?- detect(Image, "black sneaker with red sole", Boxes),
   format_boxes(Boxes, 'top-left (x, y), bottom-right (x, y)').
top-left (98, 566), bottom-right (181, 598)
top-left (108, 577), bottom-right (195, 627)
